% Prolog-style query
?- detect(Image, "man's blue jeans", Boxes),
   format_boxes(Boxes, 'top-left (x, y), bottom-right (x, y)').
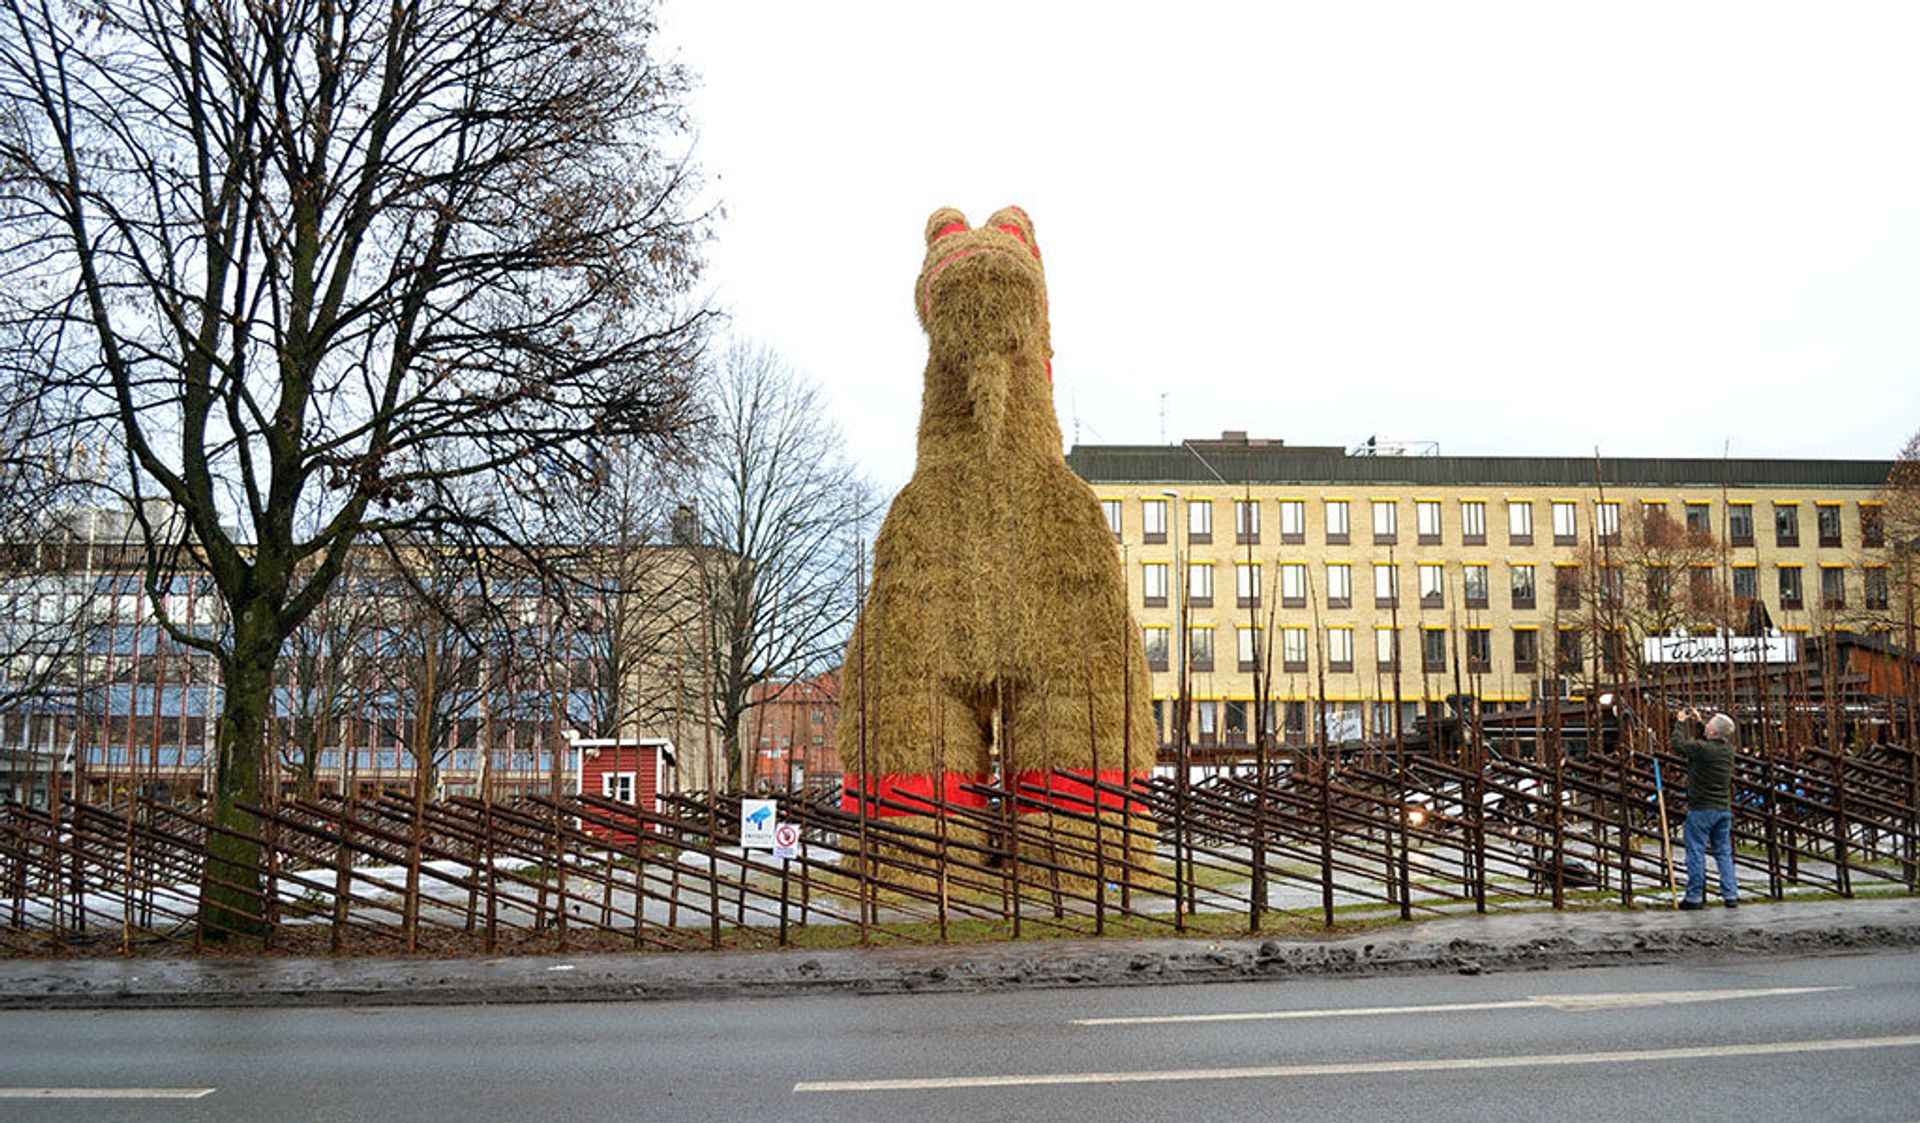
top-left (1683, 808), bottom-right (1737, 903)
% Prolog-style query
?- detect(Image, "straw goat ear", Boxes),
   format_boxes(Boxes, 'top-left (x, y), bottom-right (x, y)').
top-left (986, 206), bottom-right (1038, 255)
top-left (925, 207), bottom-right (969, 246)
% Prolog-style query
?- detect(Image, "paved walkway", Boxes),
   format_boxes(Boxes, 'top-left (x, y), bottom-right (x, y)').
top-left (2, 895), bottom-right (1916, 1010)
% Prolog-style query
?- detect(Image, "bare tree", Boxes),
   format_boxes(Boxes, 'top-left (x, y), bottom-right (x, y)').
top-left (691, 344), bottom-right (873, 789)
top-left (365, 548), bottom-right (504, 798)
top-left (0, 342), bottom-right (104, 721)
top-left (1882, 430), bottom-right (1920, 745)
top-left (0, 0), bottom-right (709, 934)
top-left (1880, 429), bottom-right (1920, 669)
top-left (1573, 505), bottom-right (1729, 681)
top-left (547, 443), bottom-right (708, 748)
top-left (1881, 429), bottom-right (1920, 608)
top-left (277, 553), bottom-right (378, 799)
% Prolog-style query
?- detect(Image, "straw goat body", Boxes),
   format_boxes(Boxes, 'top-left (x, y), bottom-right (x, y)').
top-left (843, 206), bottom-right (1157, 882)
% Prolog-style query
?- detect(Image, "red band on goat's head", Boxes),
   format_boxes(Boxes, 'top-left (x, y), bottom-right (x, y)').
top-left (924, 208), bottom-right (969, 247)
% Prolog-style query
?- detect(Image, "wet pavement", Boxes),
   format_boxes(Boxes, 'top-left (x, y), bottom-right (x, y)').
top-left (2, 895), bottom-right (1916, 1010)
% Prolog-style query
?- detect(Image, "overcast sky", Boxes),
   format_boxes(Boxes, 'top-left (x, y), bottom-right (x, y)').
top-left (658, 2), bottom-right (1920, 495)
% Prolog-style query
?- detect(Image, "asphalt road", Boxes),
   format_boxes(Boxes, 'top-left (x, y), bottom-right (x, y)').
top-left (2, 949), bottom-right (1918, 1121)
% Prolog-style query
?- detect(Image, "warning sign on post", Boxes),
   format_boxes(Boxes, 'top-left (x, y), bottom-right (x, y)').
top-left (740, 798), bottom-right (777, 849)
top-left (772, 822), bottom-right (800, 860)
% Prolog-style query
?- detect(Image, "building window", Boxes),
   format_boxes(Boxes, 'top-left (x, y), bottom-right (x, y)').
top-left (602, 772), bottom-right (635, 804)
top-left (1236, 562), bottom-right (1262, 608)
top-left (1142, 562), bottom-right (1169, 608)
top-left (1555, 565), bottom-right (1581, 610)
top-left (1421, 628), bottom-right (1446, 672)
top-left (1279, 500), bottom-right (1306, 544)
top-left (1461, 501), bottom-right (1486, 545)
top-left (1418, 563), bottom-right (1444, 608)
top-left (1142, 498), bottom-right (1168, 544)
top-left (1729, 503), bottom-right (1754, 546)
top-left (1623, 570), bottom-right (1656, 619)
top-left (1102, 499), bottom-right (1122, 540)
top-left (1372, 500), bottom-right (1398, 544)
top-left (1195, 700), bottom-right (1218, 745)
top-left (1280, 563), bottom-right (1307, 608)
top-left (1866, 567), bottom-right (1890, 610)
top-left (1816, 504), bottom-right (1842, 548)
top-left (1326, 563), bottom-right (1352, 608)
top-left (1599, 565), bottom-right (1624, 609)
top-left (1512, 628), bottom-right (1539, 674)
top-left (1552, 501), bottom-right (1578, 545)
top-left (1236, 628), bottom-right (1261, 671)
top-left (1143, 626), bottom-right (1169, 671)
top-left (1685, 503), bottom-right (1711, 534)
top-left (1369, 701), bottom-right (1394, 736)
top-left (1508, 501), bottom-right (1533, 545)
top-left (1188, 626), bottom-right (1214, 671)
top-left (1733, 566), bottom-right (1757, 603)
top-left (1327, 627), bottom-right (1354, 672)
top-left (1235, 499), bottom-right (1260, 544)
top-left (1862, 504), bottom-right (1884, 548)
top-left (1778, 565), bottom-right (1803, 610)
top-left (1639, 500), bottom-right (1670, 544)
top-left (1188, 499), bottom-right (1213, 543)
top-left (1281, 627), bottom-right (1309, 672)
top-left (1260, 700), bottom-right (1279, 736)
top-left (1463, 564), bottom-right (1489, 609)
top-left (1188, 562), bottom-right (1213, 607)
top-left (1601, 628), bottom-right (1628, 676)
top-left (1688, 566), bottom-right (1716, 609)
top-left (1775, 503), bottom-right (1799, 548)
top-left (1374, 563), bottom-right (1398, 608)
top-left (1820, 566), bottom-right (1846, 609)
top-left (1556, 628), bottom-right (1583, 676)
top-left (1466, 628), bottom-right (1491, 673)
top-left (1510, 564), bottom-right (1536, 610)
top-left (1224, 699), bottom-right (1248, 746)
top-left (1595, 502), bottom-right (1620, 544)
top-left (1375, 627), bottom-right (1399, 670)
top-left (1325, 500), bottom-right (1350, 544)
top-left (1284, 701), bottom-right (1307, 741)
top-left (1417, 500), bottom-right (1443, 544)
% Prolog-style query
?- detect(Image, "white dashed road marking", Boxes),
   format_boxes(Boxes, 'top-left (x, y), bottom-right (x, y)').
top-left (794, 1034), bottom-right (1920, 1093)
top-left (1070, 986), bottom-right (1845, 1026)
top-left (0, 1087), bottom-right (216, 1099)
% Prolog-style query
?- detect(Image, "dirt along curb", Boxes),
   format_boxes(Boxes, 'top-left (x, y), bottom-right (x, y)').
top-left (2, 896), bottom-right (1917, 1011)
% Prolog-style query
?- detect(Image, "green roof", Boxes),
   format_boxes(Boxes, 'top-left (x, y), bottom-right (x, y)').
top-left (1065, 443), bottom-right (1894, 490)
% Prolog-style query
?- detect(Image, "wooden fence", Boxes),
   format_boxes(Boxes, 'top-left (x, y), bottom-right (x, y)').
top-left (4, 718), bottom-right (1915, 956)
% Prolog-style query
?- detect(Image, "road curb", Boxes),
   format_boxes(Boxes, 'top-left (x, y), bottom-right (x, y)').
top-left (4, 899), bottom-right (1918, 1010)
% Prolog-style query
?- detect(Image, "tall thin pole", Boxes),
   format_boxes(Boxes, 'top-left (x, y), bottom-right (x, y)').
top-left (1165, 489), bottom-right (1186, 932)
top-left (854, 536), bottom-right (871, 947)
top-left (1390, 547), bottom-right (1410, 918)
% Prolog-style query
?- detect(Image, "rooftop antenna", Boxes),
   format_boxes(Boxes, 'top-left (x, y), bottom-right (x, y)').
top-left (1159, 392), bottom-right (1168, 444)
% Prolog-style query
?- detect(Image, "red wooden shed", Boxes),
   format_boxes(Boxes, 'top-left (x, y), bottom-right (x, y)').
top-left (571, 736), bottom-right (675, 843)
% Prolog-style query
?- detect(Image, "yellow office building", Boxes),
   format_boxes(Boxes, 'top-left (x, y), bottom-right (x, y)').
top-left (1066, 433), bottom-right (1899, 752)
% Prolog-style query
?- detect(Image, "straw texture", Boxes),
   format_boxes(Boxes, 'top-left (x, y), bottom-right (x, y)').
top-left (844, 206), bottom-right (1157, 880)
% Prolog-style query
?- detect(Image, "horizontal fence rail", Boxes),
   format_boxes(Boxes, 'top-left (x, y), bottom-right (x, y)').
top-left (4, 727), bottom-right (1915, 956)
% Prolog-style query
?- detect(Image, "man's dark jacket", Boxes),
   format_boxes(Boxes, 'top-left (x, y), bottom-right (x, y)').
top-left (1677, 736), bottom-right (1734, 811)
